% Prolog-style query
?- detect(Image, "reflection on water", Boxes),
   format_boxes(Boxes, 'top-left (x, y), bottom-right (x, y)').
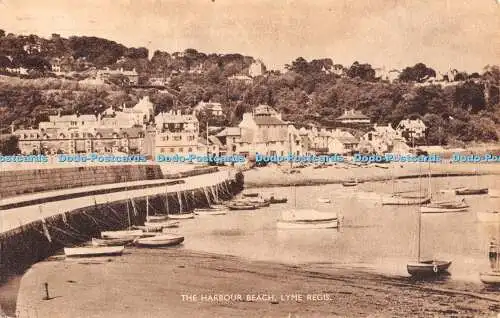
top-left (171, 175), bottom-right (500, 282)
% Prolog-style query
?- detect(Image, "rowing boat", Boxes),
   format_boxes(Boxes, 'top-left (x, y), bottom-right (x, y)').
top-left (420, 200), bottom-right (469, 213)
top-left (146, 215), bottom-right (169, 222)
top-left (91, 237), bottom-right (134, 247)
top-left (455, 188), bottom-right (488, 195)
top-left (407, 260), bottom-right (451, 277)
top-left (168, 213), bottom-right (195, 220)
top-left (194, 208), bottom-right (227, 216)
top-left (134, 234), bottom-right (184, 247)
top-left (227, 203), bottom-right (257, 210)
top-left (480, 271), bottom-right (500, 285)
top-left (101, 230), bottom-right (143, 239)
top-left (382, 195), bottom-right (431, 206)
top-left (64, 246), bottom-right (125, 257)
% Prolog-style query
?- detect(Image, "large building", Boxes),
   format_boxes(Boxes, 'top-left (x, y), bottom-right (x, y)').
top-left (336, 109), bottom-right (371, 126)
top-left (154, 110), bottom-right (199, 156)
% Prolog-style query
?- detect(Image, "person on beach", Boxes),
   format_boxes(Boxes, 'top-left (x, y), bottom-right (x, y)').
top-left (489, 238), bottom-right (497, 270)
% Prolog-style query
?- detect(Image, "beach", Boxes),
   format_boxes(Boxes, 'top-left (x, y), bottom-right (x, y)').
top-left (15, 249), bottom-right (500, 318)
top-left (243, 162), bottom-right (500, 188)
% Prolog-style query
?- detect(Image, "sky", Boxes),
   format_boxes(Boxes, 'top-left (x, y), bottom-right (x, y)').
top-left (0, 0), bottom-right (498, 73)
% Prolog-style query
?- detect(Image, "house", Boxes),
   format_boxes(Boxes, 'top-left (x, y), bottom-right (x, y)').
top-left (228, 75), bottom-right (253, 84)
top-left (336, 109), bottom-right (371, 125)
top-left (39, 113), bottom-right (99, 130)
top-left (248, 60), bottom-right (265, 77)
top-left (309, 128), bottom-right (358, 155)
top-left (216, 127), bottom-right (244, 155)
top-left (396, 119), bottom-right (426, 143)
top-left (154, 110), bottom-right (199, 156)
top-left (238, 105), bottom-right (289, 156)
top-left (96, 67), bottom-right (139, 85)
top-left (194, 101), bottom-right (224, 116)
top-left (362, 124), bottom-right (403, 153)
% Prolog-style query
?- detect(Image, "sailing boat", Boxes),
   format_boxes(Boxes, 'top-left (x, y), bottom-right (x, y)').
top-left (167, 190), bottom-right (195, 219)
top-left (455, 161), bottom-right (488, 195)
top-left (141, 196), bottom-right (179, 231)
top-left (101, 199), bottom-right (144, 239)
top-left (407, 164), bottom-right (451, 277)
top-left (421, 163), bottom-right (469, 213)
top-left (382, 165), bottom-right (430, 205)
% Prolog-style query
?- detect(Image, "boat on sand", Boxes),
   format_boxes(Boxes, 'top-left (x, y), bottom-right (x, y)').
top-left (317, 198), bottom-right (331, 203)
top-left (134, 234), bottom-right (184, 247)
top-left (277, 209), bottom-right (338, 229)
top-left (382, 195), bottom-right (430, 206)
top-left (101, 230), bottom-right (143, 239)
top-left (479, 271), bottom-right (500, 285)
top-left (64, 246), bottom-right (125, 257)
top-left (455, 188), bottom-right (488, 195)
top-left (91, 237), bottom-right (134, 247)
top-left (194, 208), bottom-right (227, 216)
top-left (168, 213), bottom-right (195, 220)
top-left (407, 260), bottom-right (452, 277)
top-left (227, 203), bottom-right (256, 210)
top-left (420, 200), bottom-right (469, 213)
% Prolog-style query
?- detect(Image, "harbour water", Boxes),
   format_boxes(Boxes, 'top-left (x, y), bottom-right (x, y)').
top-left (166, 175), bottom-right (500, 282)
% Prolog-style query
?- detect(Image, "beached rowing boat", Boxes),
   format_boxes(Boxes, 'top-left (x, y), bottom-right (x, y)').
top-left (168, 213), bottom-right (195, 220)
top-left (194, 208), bottom-right (227, 216)
top-left (420, 200), bottom-right (469, 213)
top-left (146, 215), bottom-right (169, 222)
top-left (101, 230), bottom-right (143, 239)
top-left (227, 203), bottom-right (257, 210)
top-left (64, 246), bottom-right (125, 257)
top-left (91, 237), bottom-right (134, 247)
top-left (134, 234), bottom-right (184, 247)
top-left (269, 197), bottom-right (287, 204)
top-left (480, 271), bottom-right (500, 285)
top-left (407, 260), bottom-right (451, 277)
top-left (455, 188), bottom-right (488, 195)
top-left (382, 195), bottom-right (431, 206)
top-left (276, 219), bottom-right (338, 229)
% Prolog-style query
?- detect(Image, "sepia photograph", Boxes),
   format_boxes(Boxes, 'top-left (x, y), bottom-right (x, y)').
top-left (0, 0), bottom-right (499, 317)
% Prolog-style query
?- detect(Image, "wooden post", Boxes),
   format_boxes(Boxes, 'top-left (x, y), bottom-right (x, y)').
top-left (43, 282), bottom-right (50, 300)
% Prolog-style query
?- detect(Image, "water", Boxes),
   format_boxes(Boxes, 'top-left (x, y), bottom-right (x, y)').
top-left (168, 175), bottom-right (500, 282)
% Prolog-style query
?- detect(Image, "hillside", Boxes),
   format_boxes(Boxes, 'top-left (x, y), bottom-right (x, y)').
top-left (0, 30), bottom-right (499, 145)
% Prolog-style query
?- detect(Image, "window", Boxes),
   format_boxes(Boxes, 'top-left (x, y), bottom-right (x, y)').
top-left (160, 148), bottom-right (165, 153)
top-left (170, 148), bottom-right (175, 153)
top-left (179, 148), bottom-right (184, 152)
top-left (173, 136), bottom-right (181, 141)
top-left (188, 147), bottom-right (192, 152)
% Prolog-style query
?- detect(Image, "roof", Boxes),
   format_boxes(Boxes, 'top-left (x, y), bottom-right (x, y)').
top-left (253, 116), bottom-right (286, 126)
top-left (216, 127), bottom-right (241, 137)
top-left (120, 127), bottom-right (144, 138)
top-left (337, 137), bottom-right (359, 144)
top-left (208, 135), bottom-right (223, 147)
top-left (95, 128), bottom-right (118, 138)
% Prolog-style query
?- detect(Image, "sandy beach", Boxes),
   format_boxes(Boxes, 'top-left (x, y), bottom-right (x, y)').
top-left (243, 162), bottom-right (500, 188)
top-left (15, 249), bottom-right (500, 318)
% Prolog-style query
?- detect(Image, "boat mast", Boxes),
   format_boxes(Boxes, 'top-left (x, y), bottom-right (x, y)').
top-left (427, 160), bottom-right (432, 199)
top-left (146, 196), bottom-right (149, 219)
top-left (165, 184), bottom-right (169, 216)
top-left (126, 200), bottom-right (131, 229)
top-left (288, 132), bottom-right (293, 170)
top-left (417, 163), bottom-right (422, 262)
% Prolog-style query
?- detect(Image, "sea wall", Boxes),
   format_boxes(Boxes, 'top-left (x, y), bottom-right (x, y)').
top-left (0, 172), bottom-right (244, 281)
top-left (0, 164), bottom-right (164, 199)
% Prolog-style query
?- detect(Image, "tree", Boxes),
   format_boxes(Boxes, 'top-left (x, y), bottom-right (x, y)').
top-left (454, 81), bottom-right (486, 113)
top-left (346, 62), bottom-right (376, 81)
top-left (0, 135), bottom-right (20, 155)
top-left (0, 30), bottom-right (5, 38)
top-left (399, 63), bottom-right (436, 83)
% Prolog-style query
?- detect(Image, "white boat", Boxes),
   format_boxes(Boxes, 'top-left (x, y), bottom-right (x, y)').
top-left (480, 271), bottom-right (500, 285)
top-left (101, 230), bottom-right (143, 239)
top-left (144, 220), bottom-right (181, 229)
top-left (146, 215), bottom-right (169, 222)
top-left (277, 209), bottom-right (338, 229)
top-left (420, 200), bottom-right (469, 213)
top-left (135, 234), bottom-right (185, 247)
top-left (194, 208), bottom-right (227, 216)
top-left (439, 187), bottom-right (467, 194)
top-left (91, 237), bottom-right (134, 247)
top-left (317, 198), bottom-right (331, 203)
top-left (168, 213), bottom-right (195, 220)
top-left (477, 211), bottom-right (500, 223)
top-left (382, 195), bottom-right (431, 206)
top-left (64, 246), bottom-right (125, 257)
top-left (276, 219), bottom-right (338, 229)
top-left (489, 189), bottom-right (500, 198)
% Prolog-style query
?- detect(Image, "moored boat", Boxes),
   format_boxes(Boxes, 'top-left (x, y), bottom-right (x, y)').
top-left (227, 203), bottom-right (257, 210)
top-left (168, 213), bottom-right (195, 220)
top-left (134, 234), bottom-right (184, 247)
top-left (407, 260), bottom-right (452, 277)
top-left (101, 230), bottom-right (143, 239)
top-left (276, 219), bottom-right (338, 229)
top-left (477, 211), bottom-right (500, 223)
top-left (242, 192), bottom-right (259, 198)
top-left (439, 187), bottom-right (467, 194)
top-left (479, 271), bottom-right (500, 285)
top-left (143, 220), bottom-right (181, 229)
top-left (489, 189), bottom-right (500, 198)
top-left (269, 196), bottom-right (287, 204)
top-left (64, 246), bottom-right (125, 257)
top-left (455, 188), bottom-right (488, 195)
top-left (194, 208), bottom-right (227, 216)
top-left (342, 181), bottom-right (358, 187)
top-left (91, 237), bottom-right (134, 247)
top-left (382, 195), bottom-right (431, 205)
top-left (420, 200), bottom-right (469, 213)
top-left (146, 215), bottom-right (169, 222)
